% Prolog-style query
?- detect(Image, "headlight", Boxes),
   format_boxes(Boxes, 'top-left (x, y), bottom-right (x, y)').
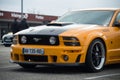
top-left (21, 36), bottom-right (27, 44)
top-left (63, 37), bottom-right (80, 46)
top-left (49, 36), bottom-right (56, 45)
top-left (64, 42), bottom-right (80, 46)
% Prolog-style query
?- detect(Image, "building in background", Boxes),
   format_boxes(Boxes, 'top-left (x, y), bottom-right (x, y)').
top-left (0, 10), bottom-right (58, 40)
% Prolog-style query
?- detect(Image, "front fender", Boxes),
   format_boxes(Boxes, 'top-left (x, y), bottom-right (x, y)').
top-left (84, 32), bottom-right (107, 46)
top-left (77, 31), bottom-right (107, 63)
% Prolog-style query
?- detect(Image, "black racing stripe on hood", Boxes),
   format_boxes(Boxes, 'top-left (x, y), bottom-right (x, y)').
top-left (36, 27), bottom-right (67, 35)
top-left (17, 24), bottom-right (79, 35)
top-left (20, 27), bottom-right (69, 35)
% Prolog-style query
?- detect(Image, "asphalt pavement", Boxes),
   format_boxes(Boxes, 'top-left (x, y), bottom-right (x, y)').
top-left (0, 40), bottom-right (1, 44)
top-left (0, 45), bottom-right (120, 80)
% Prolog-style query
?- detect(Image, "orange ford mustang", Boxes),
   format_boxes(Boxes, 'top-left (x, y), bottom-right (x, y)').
top-left (10, 8), bottom-right (120, 72)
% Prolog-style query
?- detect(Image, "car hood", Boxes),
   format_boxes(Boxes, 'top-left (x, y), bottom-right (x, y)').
top-left (2, 32), bottom-right (13, 38)
top-left (16, 23), bottom-right (101, 36)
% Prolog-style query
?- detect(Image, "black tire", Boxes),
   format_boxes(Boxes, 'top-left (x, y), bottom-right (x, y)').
top-left (19, 64), bottom-right (36, 69)
top-left (85, 39), bottom-right (106, 72)
top-left (4, 44), bottom-right (11, 47)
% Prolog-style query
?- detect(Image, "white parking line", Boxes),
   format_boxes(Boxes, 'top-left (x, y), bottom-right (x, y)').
top-left (84, 73), bottom-right (120, 80)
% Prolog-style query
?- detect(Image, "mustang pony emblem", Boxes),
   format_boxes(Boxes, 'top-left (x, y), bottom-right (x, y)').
top-left (33, 38), bottom-right (42, 42)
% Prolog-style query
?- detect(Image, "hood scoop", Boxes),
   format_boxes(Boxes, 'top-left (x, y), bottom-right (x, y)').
top-left (47, 22), bottom-right (73, 26)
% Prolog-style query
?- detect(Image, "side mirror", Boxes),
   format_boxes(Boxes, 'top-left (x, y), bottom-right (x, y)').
top-left (114, 20), bottom-right (120, 27)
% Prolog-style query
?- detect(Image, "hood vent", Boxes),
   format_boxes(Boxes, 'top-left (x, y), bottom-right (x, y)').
top-left (47, 23), bottom-right (73, 26)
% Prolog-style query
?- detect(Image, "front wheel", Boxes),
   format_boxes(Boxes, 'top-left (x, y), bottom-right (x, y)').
top-left (85, 39), bottom-right (106, 72)
top-left (4, 44), bottom-right (11, 47)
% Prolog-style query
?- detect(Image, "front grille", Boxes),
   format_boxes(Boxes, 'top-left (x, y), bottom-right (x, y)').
top-left (24, 55), bottom-right (48, 62)
top-left (76, 55), bottom-right (81, 62)
top-left (19, 35), bottom-right (59, 45)
top-left (52, 56), bottom-right (57, 62)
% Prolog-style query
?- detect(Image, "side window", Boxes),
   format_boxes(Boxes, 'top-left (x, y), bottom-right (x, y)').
top-left (115, 13), bottom-right (120, 22)
top-left (114, 12), bottom-right (120, 26)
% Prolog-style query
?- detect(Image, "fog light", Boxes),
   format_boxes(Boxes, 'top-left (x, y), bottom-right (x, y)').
top-left (63, 55), bottom-right (69, 61)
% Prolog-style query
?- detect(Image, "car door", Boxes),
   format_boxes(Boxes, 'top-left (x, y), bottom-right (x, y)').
top-left (109, 12), bottom-right (120, 61)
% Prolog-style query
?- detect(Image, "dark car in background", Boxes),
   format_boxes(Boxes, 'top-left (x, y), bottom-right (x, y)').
top-left (2, 32), bottom-right (13, 47)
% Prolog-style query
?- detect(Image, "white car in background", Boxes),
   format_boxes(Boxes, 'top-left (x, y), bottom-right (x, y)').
top-left (2, 32), bottom-right (13, 47)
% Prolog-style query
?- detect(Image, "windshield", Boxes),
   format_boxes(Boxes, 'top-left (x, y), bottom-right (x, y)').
top-left (56, 10), bottom-right (114, 26)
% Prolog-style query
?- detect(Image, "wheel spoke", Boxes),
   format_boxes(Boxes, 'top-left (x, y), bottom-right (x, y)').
top-left (96, 57), bottom-right (100, 66)
top-left (92, 54), bottom-right (100, 66)
top-left (92, 43), bottom-right (103, 67)
top-left (95, 44), bottom-right (99, 52)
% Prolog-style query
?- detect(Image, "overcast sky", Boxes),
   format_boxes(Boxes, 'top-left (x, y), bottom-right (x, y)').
top-left (0, 0), bottom-right (120, 16)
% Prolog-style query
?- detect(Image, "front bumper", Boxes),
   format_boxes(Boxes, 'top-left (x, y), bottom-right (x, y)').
top-left (10, 59), bottom-right (85, 66)
top-left (3, 42), bottom-right (12, 45)
top-left (10, 45), bottom-right (86, 65)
